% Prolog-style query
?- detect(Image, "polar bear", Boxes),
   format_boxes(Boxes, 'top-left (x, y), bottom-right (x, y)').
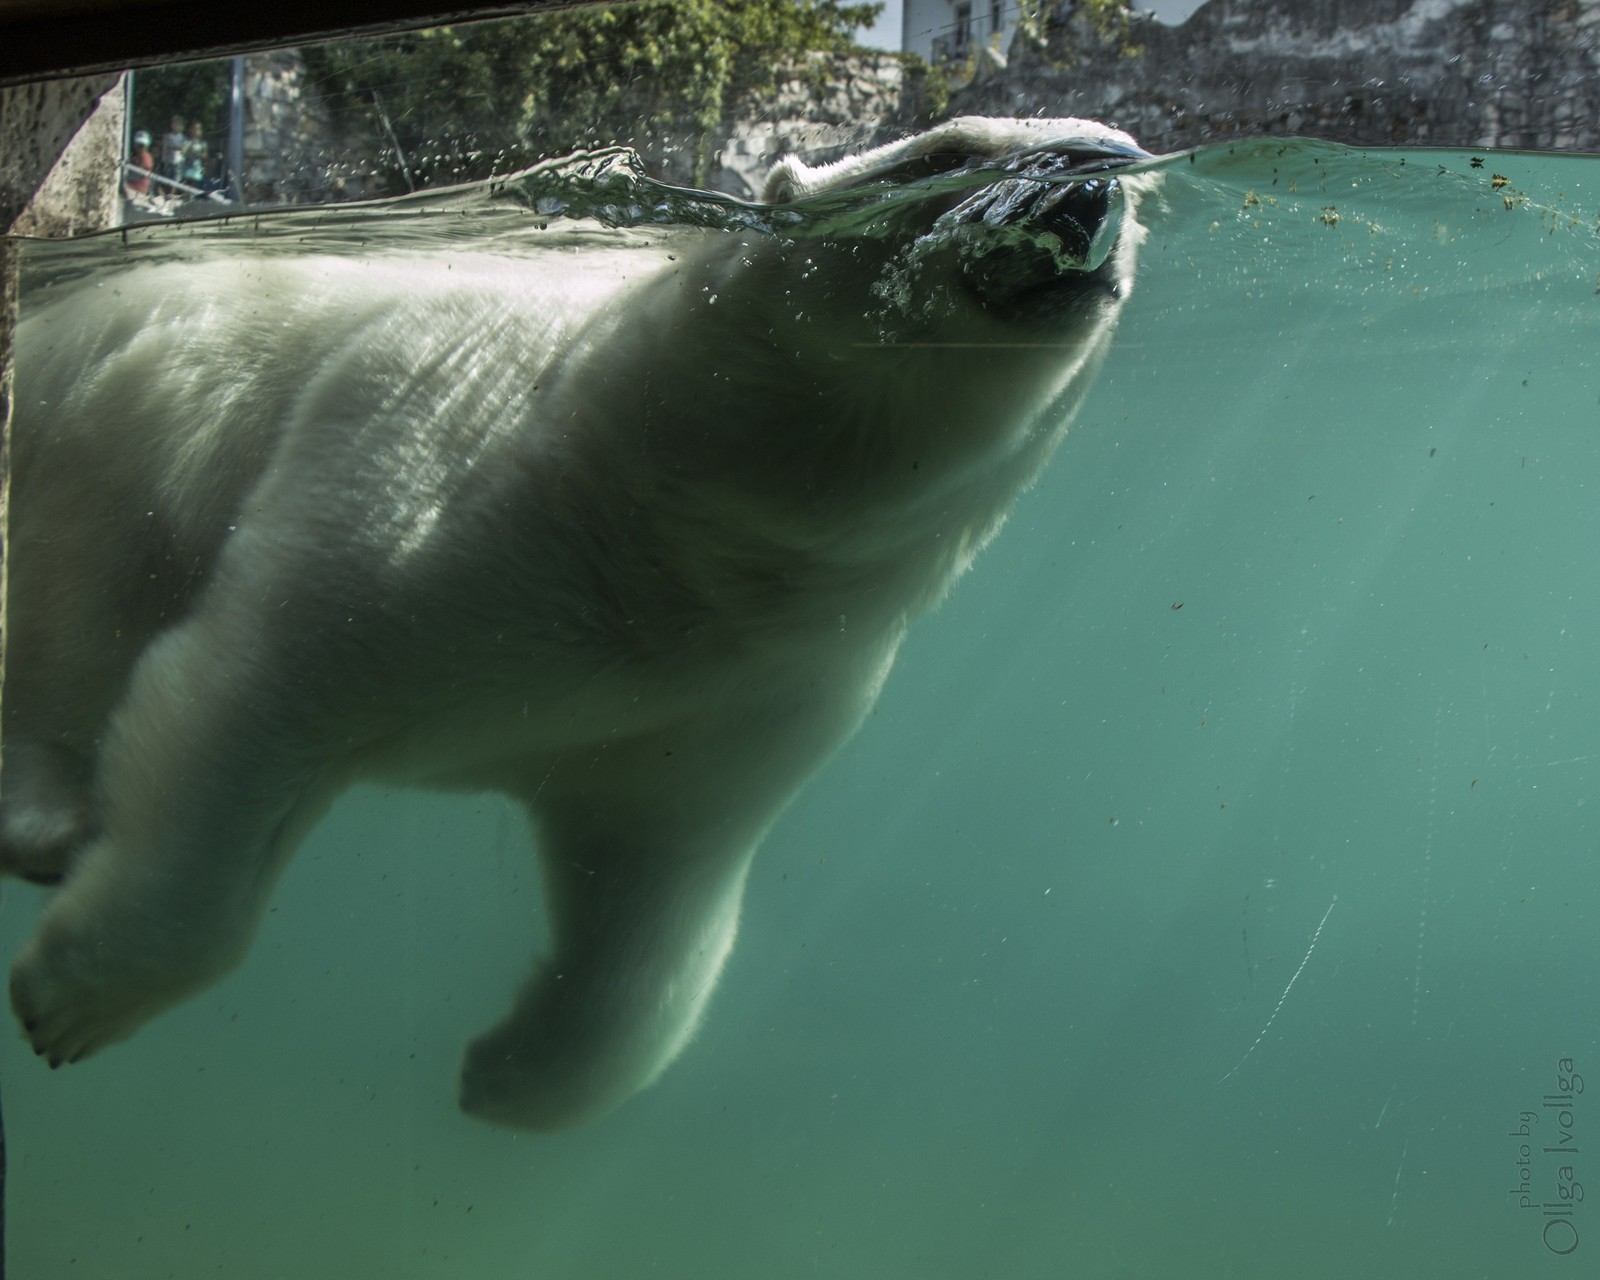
top-left (2, 117), bottom-right (1150, 1129)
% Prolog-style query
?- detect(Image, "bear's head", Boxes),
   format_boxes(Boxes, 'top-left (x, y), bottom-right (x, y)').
top-left (762, 116), bottom-right (1155, 328)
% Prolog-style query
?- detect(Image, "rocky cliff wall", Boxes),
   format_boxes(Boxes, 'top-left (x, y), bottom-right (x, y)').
top-left (954, 0), bottom-right (1600, 153)
top-left (236, 47), bottom-right (927, 204)
top-left (143, 0), bottom-right (1600, 211)
top-left (242, 51), bottom-right (339, 203)
top-left (1, 74), bottom-right (123, 232)
top-left (711, 50), bottom-right (925, 198)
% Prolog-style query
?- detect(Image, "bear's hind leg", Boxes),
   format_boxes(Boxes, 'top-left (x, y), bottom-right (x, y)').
top-left (458, 741), bottom-right (806, 1131)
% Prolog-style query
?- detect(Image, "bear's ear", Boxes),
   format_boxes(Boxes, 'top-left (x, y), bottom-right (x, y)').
top-left (760, 157), bottom-right (808, 205)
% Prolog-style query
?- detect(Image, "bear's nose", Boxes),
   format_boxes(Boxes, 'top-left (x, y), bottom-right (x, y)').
top-left (938, 161), bottom-right (1132, 273)
top-left (1033, 174), bottom-right (1125, 273)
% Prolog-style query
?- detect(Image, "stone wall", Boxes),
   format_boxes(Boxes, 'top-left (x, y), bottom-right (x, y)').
top-left (232, 47), bottom-right (928, 203)
top-left (711, 50), bottom-right (926, 198)
top-left (566, 49), bottom-right (932, 197)
top-left (242, 50), bottom-right (339, 204)
top-left (1, 74), bottom-right (123, 233)
top-left (232, 0), bottom-right (1600, 205)
top-left (9, 84), bottom-right (125, 238)
top-left (953, 0), bottom-right (1600, 154)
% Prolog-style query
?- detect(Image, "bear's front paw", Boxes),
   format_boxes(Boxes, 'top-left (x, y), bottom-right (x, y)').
top-left (8, 872), bottom-right (233, 1068)
top-left (12, 833), bottom-right (264, 1068)
top-left (9, 923), bottom-right (160, 1067)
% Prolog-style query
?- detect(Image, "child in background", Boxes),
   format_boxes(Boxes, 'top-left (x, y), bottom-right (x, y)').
top-left (124, 129), bottom-right (154, 198)
top-left (179, 119), bottom-right (208, 190)
top-left (160, 115), bottom-right (185, 182)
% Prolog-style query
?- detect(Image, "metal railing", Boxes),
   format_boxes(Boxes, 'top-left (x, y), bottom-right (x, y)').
top-left (122, 162), bottom-right (230, 204)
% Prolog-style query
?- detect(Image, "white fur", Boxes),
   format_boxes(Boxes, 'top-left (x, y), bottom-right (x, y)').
top-left (762, 114), bottom-right (1145, 201)
top-left (3, 119), bottom-right (1148, 1129)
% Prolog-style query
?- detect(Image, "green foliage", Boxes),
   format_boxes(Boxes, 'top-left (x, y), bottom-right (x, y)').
top-left (903, 52), bottom-right (952, 121)
top-left (1014, 0), bottom-right (1049, 47)
top-left (1018, 0), bottom-right (1142, 67)
top-left (301, 0), bottom-right (882, 191)
top-left (1082, 0), bottom-right (1143, 56)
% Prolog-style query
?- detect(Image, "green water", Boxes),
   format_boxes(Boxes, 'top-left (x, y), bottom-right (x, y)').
top-left (4, 139), bottom-right (1599, 1278)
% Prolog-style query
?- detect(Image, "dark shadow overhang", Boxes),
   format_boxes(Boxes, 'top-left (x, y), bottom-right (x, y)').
top-left (0, 0), bottom-right (609, 85)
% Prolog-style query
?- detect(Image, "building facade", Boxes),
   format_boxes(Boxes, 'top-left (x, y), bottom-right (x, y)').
top-left (902, 0), bottom-right (1023, 64)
